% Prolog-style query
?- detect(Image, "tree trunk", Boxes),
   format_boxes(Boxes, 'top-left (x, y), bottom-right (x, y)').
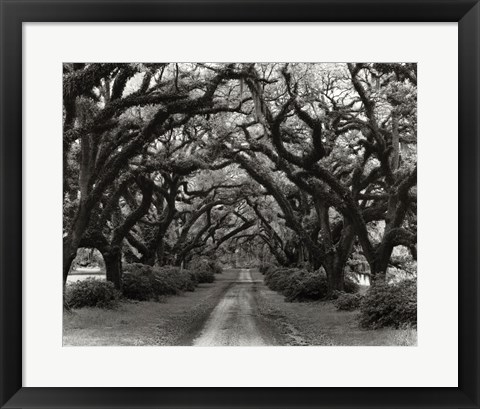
top-left (323, 256), bottom-right (345, 296)
top-left (367, 108), bottom-right (402, 285)
top-left (63, 201), bottom-right (91, 285)
top-left (391, 109), bottom-right (400, 170)
top-left (63, 242), bottom-right (76, 286)
top-left (156, 240), bottom-right (165, 266)
top-left (273, 248), bottom-right (288, 267)
top-left (329, 264), bottom-right (345, 293)
top-left (371, 243), bottom-right (394, 284)
top-left (103, 248), bottom-right (122, 289)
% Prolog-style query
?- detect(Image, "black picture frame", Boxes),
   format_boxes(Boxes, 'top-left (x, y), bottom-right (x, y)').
top-left (1, 1), bottom-right (478, 408)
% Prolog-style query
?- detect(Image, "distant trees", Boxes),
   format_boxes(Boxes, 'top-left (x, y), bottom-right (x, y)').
top-left (64, 63), bottom-right (417, 293)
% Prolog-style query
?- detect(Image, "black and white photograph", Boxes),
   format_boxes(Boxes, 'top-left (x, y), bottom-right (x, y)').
top-left (63, 62), bottom-right (417, 347)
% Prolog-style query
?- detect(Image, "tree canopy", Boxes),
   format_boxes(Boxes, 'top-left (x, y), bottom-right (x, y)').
top-left (63, 62), bottom-right (417, 292)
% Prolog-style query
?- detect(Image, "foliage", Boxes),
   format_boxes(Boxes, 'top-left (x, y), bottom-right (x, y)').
top-left (359, 279), bottom-right (417, 329)
top-left (282, 269), bottom-right (330, 302)
top-left (264, 267), bottom-right (329, 302)
top-left (344, 277), bottom-right (360, 294)
top-left (210, 261), bottom-right (223, 275)
top-left (65, 278), bottom-right (120, 309)
top-left (122, 263), bottom-right (198, 301)
top-left (63, 63), bottom-right (417, 297)
top-left (151, 267), bottom-right (185, 296)
top-left (158, 266), bottom-right (197, 292)
top-left (265, 267), bottom-right (360, 302)
top-left (121, 271), bottom-right (154, 301)
top-left (334, 292), bottom-right (363, 311)
top-left (264, 267), bottom-right (300, 293)
top-left (384, 326), bottom-right (417, 346)
top-left (189, 257), bottom-right (222, 275)
top-left (191, 268), bottom-right (215, 284)
top-left (188, 257), bottom-right (219, 283)
top-left (184, 268), bottom-right (199, 287)
top-left (259, 262), bottom-right (277, 275)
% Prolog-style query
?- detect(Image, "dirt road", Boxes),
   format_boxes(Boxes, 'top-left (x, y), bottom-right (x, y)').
top-left (192, 269), bottom-right (281, 346)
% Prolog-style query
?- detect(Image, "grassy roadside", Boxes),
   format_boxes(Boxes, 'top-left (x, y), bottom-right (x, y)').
top-left (63, 269), bottom-right (236, 346)
top-left (253, 270), bottom-right (417, 346)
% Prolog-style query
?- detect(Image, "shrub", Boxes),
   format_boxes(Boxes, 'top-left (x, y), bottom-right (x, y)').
top-left (188, 258), bottom-right (217, 283)
top-left (151, 267), bottom-right (183, 296)
top-left (192, 268), bottom-right (215, 284)
top-left (122, 271), bottom-right (154, 301)
top-left (282, 269), bottom-right (329, 302)
top-left (65, 278), bottom-right (120, 309)
top-left (264, 267), bottom-right (359, 302)
top-left (124, 263), bottom-right (152, 276)
top-left (156, 266), bottom-right (197, 292)
top-left (264, 267), bottom-right (296, 292)
top-left (359, 279), bottom-right (417, 329)
top-left (179, 270), bottom-right (198, 291)
top-left (184, 268), bottom-right (199, 287)
top-left (210, 261), bottom-right (223, 275)
top-left (264, 267), bottom-right (329, 302)
top-left (334, 292), bottom-right (363, 311)
top-left (344, 276), bottom-right (360, 294)
top-left (122, 264), bottom-right (198, 301)
top-left (189, 257), bottom-right (222, 275)
top-left (259, 263), bottom-right (277, 275)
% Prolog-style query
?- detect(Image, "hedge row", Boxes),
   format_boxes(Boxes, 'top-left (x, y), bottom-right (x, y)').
top-left (264, 267), bottom-right (359, 302)
top-left (121, 264), bottom-right (199, 301)
top-left (65, 260), bottom-right (222, 308)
